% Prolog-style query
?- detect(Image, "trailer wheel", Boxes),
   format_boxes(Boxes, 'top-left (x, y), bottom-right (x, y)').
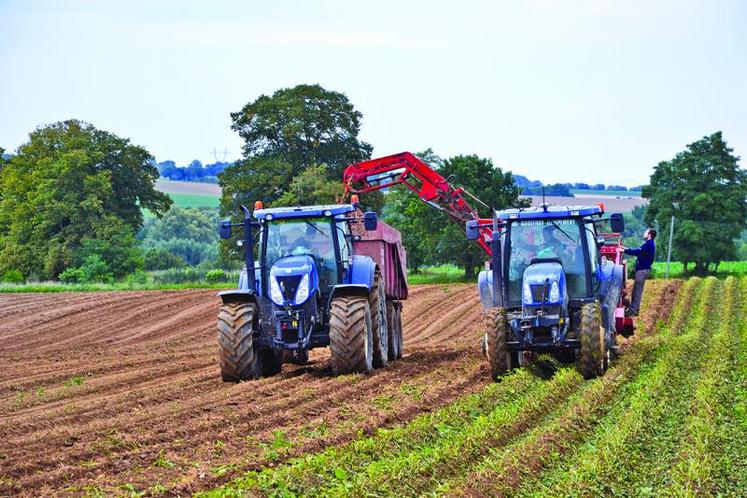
top-left (218, 302), bottom-right (277, 381)
top-left (485, 307), bottom-right (512, 380)
top-left (580, 302), bottom-right (605, 379)
top-left (387, 300), bottom-right (404, 360)
top-left (329, 295), bottom-right (374, 375)
top-left (386, 300), bottom-right (399, 361)
top-left (370, 272), bottom-right (389, 368)
top-left (394, 302), bottom-right (404, 359)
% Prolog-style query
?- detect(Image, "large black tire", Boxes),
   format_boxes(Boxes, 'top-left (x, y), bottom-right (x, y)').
top-left (218, 302), bottom-right (280, 381)
top-left (329, 295), bottom-right (374, 375)
top-left (387, 300), bottom-right (404, 360)
top-left (394, 302), bottom-right (404, 359)
top-left (484, 307), bottom-right (514, 380)
top-left (580, 302), bottom-right (605, 379)
top-left (370, 272), bottom-right (389, 368)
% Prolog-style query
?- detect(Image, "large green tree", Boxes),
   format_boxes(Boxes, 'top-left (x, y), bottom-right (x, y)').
top-left (643, 132), bottom-right (747, 274)
top-left (220, 84), bottom-right (373, 215)
top-left (383, 150), bottom-right (526, 278)
top-left (0, 120), bottom-right (171, 278)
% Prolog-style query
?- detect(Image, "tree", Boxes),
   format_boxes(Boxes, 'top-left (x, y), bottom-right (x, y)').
top-left (220, 84), bottom-right (372, 216)
top-left (383, 150), bottom-right (526, 279)
top-left (643, 132), bottom-right (747, 274)
top-left (0, 120), bottom-right (171, 279)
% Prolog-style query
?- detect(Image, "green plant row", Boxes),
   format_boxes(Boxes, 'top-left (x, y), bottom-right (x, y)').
top-left (669, 277), bottom-right (743, 494)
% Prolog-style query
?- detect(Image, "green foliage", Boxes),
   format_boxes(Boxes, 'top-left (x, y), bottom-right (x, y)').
top-left (0, 120), bottom-right (170, 279)
top-left (139, 206), bottom-right (219, 267)
top-left (0, 269), bottom-right (24, 283)
top-left (384, 150), bottom-right (527, 278)
top-left (143, 247), bottom-right (186, 271)
top-left (205, 269), bottom-right (226, 283)
top-left (643, 132), bottom-right (747, 274)
top-left (220, 84), bottom-right (374, 222)
top-left (274, 164), bottom-right (343, 206)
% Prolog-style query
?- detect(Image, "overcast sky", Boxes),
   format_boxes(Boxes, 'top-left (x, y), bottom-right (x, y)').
top-left (1, 0), bottom-right (745, 185)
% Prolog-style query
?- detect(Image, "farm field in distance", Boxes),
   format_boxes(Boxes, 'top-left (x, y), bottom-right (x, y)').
top-left (2, 277), bottom-right (744, 496)
top-left (155, 179), bottom-right (220, 208)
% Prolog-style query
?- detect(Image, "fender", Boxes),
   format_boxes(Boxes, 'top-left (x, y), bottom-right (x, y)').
top-left (347, 255), bottom-right (376, 288)
top-left (217, 289), bottom-right (258, 306)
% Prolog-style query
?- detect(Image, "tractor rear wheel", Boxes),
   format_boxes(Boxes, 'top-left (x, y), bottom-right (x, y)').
top-left (329, 295), bottom-right (374, 375)
top-left (370, 272), bottom-right (389, 368)
top-left (218, 302), bottom-right (279, 381)
top-left (580, 302), bottom-right (605, 379)
top-left (484, 307), bottom-right (513, 380)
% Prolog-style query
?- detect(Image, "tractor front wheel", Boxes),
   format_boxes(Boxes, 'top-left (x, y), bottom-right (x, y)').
top-left (370, 272), bottom-right (389, 368)
top-left (484, 307), bottom-right (514, 380)
top-left (218, 302), bottom-right (280, 381)
top-left (329, 295), bottom-right (374, 375)
top-left (580, 302), bottom-right (605, 379)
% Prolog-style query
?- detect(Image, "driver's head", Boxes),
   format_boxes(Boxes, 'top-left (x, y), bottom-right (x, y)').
top-left (542, 226), bottom-right (557, 242)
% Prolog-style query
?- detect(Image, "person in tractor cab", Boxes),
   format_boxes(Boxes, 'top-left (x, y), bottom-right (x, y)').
top-left (618, 228), bottom-right (657, 316)
top-left (536, 226), bottom-right (566, 259)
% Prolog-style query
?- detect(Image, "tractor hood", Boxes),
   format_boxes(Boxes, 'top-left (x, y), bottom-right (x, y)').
top-left (522, 261), bottom-right (566, 306)
top-left (268, 255), bottom-right (319, 307)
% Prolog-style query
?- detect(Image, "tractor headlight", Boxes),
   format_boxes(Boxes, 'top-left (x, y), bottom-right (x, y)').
top-left (523, 281), bottom-right (533, 305)
top-left (295, 273), bottom-right (310, 304)
top-left (548, 281), bottom-right (560, 302)
top-left (270, 276), bottom-right (284, 305)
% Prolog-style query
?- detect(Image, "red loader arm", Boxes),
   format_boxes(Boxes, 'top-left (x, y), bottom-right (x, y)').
top-left (343, 152), bottom-right (494, 255)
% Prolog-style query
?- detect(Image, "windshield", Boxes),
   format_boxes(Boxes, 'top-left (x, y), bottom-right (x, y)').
top-left (506, 219), bottom-right (588, 303)
top-left (264, 217), bottom-right (338, 290)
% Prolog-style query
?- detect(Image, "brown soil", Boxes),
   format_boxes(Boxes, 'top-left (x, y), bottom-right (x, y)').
top-left (0, 284), bottom-right (487, 496)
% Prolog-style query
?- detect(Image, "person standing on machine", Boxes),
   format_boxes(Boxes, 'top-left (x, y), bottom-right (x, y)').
top-left (618, 228), bottom-right (657, 316)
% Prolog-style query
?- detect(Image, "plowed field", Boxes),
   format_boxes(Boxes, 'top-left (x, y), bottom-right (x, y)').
top-left (0, 280), bottom-right (691, 496)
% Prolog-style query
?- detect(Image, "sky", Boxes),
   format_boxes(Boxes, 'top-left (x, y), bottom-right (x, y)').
top-left (1, 0), bottom-right (745, 186)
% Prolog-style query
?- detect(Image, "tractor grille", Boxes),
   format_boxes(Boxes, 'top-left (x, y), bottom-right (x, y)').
top-left (276, 275), bottom-right (302, 301)
top-left (530, 284), bottom-right (547, 302)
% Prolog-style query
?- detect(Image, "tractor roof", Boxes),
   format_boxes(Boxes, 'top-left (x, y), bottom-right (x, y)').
top-left (496, 205), bottom-right (603, 221)
top-left (253, 204), bottom-right (356, 220)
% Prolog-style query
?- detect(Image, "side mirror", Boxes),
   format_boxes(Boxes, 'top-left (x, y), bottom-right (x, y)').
top-left (363, 211), bottom-right (378, 231)
top-left (219, 220), bottom-right (232, 239)
top-left (610, 213), bottom-right (625, 233)
top-left (466, 220), bottom-right (479, 240)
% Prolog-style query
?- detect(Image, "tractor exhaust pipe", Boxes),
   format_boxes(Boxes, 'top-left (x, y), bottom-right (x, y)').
top-left (491, 214), bottom-right (504, 308)
top-left (239, 204), bottom-right (257, 293)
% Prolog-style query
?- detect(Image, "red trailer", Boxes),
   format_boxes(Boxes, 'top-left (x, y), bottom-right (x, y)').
top-left (353, 219), bottom-right (408, 360)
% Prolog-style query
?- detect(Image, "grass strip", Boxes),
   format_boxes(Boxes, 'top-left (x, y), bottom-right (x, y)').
top-left (505, 277), bottom-right (717, 497)
top-left (443, 277), bottom-right (713, 496)
top-left (706, 276), bottom-right (747, 495)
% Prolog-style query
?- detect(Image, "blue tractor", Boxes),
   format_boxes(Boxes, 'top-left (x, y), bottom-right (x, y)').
top-left (216, 201), bottom-right (406, 381)
top-left (468, 205), bottom-right (629, 379)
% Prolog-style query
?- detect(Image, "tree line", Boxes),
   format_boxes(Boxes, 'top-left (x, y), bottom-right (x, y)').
top-left (0, 84), bottom-right (744, 283)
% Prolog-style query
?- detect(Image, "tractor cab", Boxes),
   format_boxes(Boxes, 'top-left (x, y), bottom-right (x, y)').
top-left (255, 204), bottom-right (362, 304)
